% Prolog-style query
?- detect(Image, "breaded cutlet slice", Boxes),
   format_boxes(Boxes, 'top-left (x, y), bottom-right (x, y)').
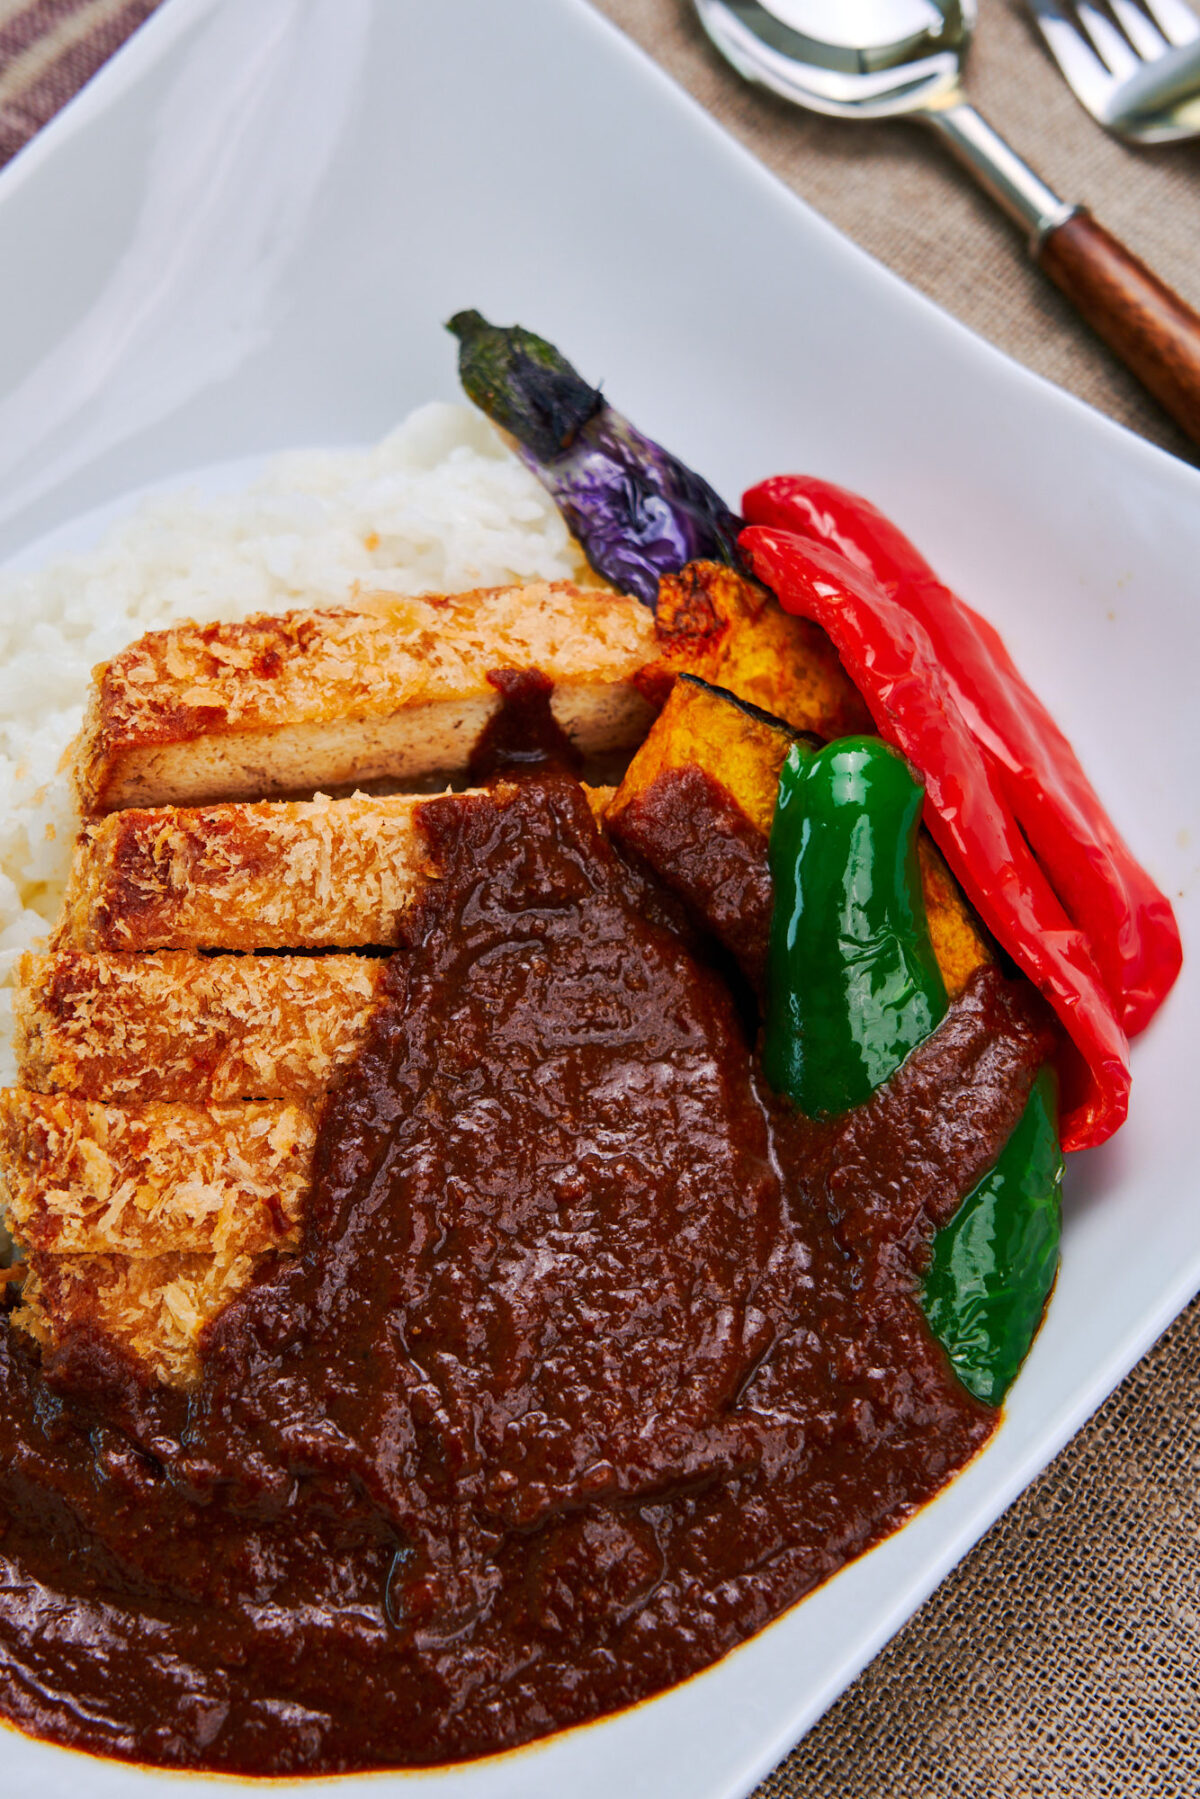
top-left (16, 949), bottom-right (388, 1104)
top-left (54, 782), bottom-right (614, 955)
top-left (13, 1249), bottom-right (259, 1386)
top-left (0, 1091), bottom-right (313, 1258)
top-left (74, 582), bottom-right (658, 814)
top-left (55, 792), bottom-right (440, 952)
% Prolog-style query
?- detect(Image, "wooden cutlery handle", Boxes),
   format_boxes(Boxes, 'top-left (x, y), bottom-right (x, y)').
top-left (1037, 210), bottom-right (1200, 448)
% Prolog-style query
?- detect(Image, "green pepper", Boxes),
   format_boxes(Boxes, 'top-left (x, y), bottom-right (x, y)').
top-left (921, 1067), bottom-right (1063, 1407)
top-left (763, 735), bottom-right (949, 1117)
top-left (762, 733), bottom-right (1062, 1408)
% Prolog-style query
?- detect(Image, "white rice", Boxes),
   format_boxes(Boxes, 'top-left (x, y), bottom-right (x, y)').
top-left (0, 402), bottom-right (589, 1084)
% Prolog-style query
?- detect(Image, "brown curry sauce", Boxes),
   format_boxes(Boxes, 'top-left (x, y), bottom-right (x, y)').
top-left (0, 727), bottom-right (1053, 1773)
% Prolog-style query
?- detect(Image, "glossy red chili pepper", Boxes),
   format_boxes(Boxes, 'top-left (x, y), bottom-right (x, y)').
top-left (743, 476), bottom-right (1182, 1038)
top-left (740, 523), bottom-right (1131, 1152)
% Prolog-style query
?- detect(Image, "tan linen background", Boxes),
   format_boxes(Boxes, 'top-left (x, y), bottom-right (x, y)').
top-left (1, 2), bottom-right (1197, 1795)
top-left (0, 0), bottom-right (159, 166)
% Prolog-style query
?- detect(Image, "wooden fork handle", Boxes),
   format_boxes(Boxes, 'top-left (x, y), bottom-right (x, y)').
top-left (1037, 209), bottom-right (1200, 447)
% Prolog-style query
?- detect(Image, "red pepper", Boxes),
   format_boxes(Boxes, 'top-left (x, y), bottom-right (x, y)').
top-left (740, 523), bottom-right (1131, 1152)
top-left (743, 477), bottom-right (1182, 1038)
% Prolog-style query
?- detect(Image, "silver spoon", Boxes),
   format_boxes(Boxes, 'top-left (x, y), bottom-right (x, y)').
top-left (695, 0), bottom-right (1200, 448)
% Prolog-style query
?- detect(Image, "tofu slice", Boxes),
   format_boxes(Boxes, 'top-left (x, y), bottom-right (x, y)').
top-left (15, 949), bottom-right (388, 1104)
top-left (0, 1091), bottom-right (314, 1258)
top-left (74, 582), bottom-right (658, 814)
top-left (54, 783), bottom-right (615, 955)
top-left (13, 1249), bottom-right (261, 1387)
top-left (55, 791), bottom-right (440, 953)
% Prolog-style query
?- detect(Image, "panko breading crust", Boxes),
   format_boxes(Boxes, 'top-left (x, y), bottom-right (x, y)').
top-left (11, 581), bottom-right (664, 1387)
top-left (53, 783), bottom-right (620, 955)
top-left (13, 1250), bottom-right (259, 1387)
top-left (55, 792), bottom-right (445, 953)
top-left (75, 582), bottom-right (657, 814)
top-left (16, 950), bottom-right (388, 1105)
top-left (8, 779), bottom-right (580, 1381)
top-left (0, 1091), bottom-right (313, 1259)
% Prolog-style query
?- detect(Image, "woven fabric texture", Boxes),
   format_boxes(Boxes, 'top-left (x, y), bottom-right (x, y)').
top-left (1, 2), bottom-right (1197, 1796)
top-left (0, 0), bottom-right (158, 167)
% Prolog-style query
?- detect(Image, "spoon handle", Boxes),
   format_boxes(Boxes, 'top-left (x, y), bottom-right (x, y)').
top-left (927, 103), bottom-right (1200, 449)
top-left (1037, 212), bottom-right (1200, 446)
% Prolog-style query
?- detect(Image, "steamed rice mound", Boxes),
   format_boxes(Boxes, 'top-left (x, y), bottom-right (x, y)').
top-left (0, 403), bottom-right (594, 1083)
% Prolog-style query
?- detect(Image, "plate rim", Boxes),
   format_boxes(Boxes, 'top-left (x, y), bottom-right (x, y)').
top-left (0, 2), bottom-right (1194, 1793)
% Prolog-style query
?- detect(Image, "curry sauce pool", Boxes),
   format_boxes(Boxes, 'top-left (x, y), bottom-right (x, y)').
top-left (0, 772), bottom-right (1052, 1773)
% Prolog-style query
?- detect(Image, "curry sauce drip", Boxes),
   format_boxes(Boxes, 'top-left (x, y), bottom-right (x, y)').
top-left (0, 772), bottom-right (1050, 1774)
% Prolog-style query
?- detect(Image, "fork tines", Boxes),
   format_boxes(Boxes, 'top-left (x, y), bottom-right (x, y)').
top-left (1028, 0), bottom-right (1200, 136)
top-left (1033, 0), bottom-right (1199, 77)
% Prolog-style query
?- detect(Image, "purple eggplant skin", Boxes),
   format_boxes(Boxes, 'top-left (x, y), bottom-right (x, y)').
top-left (447, 311), bottom-right (744, 608)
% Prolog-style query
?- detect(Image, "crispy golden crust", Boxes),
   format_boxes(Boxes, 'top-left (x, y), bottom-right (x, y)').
top-left (0, 1091), bottom-right (313, 1258)
top-left (13, 1249), bottom-right (261, 1386)
top-left (75, 583), bottom-right (658, 813)
top-left (16, 950), bottom-right (388, 1104)
top-left (54, 791), bottom-right (451, 952)
top-left (15, 579), bottom-right (675, 1385)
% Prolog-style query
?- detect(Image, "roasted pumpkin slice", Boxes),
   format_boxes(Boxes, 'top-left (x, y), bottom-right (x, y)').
top-left (608, 672), bottom-right (991, 997)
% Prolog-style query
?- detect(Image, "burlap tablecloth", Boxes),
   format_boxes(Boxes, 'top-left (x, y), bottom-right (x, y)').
top-left (1, 2), bottom-right (1196, 1795)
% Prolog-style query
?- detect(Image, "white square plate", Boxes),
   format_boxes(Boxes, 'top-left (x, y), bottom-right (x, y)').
top-left (0, 2), bottom-right (1196, 1794)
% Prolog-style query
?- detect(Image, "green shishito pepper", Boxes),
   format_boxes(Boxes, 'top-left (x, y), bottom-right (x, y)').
top-left (763, 733), bottom-right (1062, 1408)
top-left (763, 736), bottom-right (949, 1116)
top-left (920, 1068), bottom-right (1063, 1406)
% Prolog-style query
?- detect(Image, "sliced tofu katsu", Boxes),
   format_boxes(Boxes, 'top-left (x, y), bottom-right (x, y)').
top-left (0, 1091), bottom-right (313, 1258)
top-left (74, 582), bottom-right (657, 814)
top-left (15, 950), bottom-right (388, 1105)
top-left (56, 792), bottom-right (442, 952)
top-left (13, 1249), bottom-right (258, 1386)
top-left (9, 578), bottom-right (672, 1386)
top-left (55, 782), bottom-right (614, 954)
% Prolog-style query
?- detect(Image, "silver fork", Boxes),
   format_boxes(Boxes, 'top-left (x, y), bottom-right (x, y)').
top-left (1028, 0), bottom-right (1200, 141)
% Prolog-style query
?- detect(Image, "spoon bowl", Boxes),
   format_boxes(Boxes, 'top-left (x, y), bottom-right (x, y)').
top-left (695, 0), bottom-right (1065, 238)
top-left (695, 0), bottom-right (972, 118)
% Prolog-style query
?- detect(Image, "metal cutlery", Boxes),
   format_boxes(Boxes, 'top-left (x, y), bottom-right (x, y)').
top-left (695, 0), bottom-right (1200, 446)
top-left (1028, 0), bottom-right (1200, 143)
